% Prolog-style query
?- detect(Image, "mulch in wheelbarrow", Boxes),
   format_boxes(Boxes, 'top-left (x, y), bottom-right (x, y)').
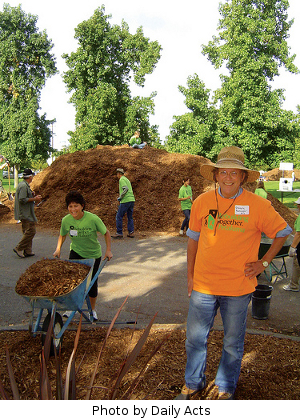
top-left (15, 259), bottom-right (90, 297)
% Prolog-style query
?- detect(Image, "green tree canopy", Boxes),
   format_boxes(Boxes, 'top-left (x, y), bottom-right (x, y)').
top-left (63, 6), bottom-right (162, 151)
top-left (0, 4), bottom-right (57, 168)
top-left (166, 0), bottom-right (300, 169)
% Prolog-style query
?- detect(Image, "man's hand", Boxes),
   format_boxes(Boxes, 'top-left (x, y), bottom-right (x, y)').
top-left (244, 261), bottom-right (266, 279)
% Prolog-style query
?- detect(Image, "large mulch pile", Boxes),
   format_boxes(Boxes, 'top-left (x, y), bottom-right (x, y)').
top-left (30, 145), bottom-right (210, 233)
top-left (0, 145), bottom-right (297, 232)
top-left (0, 328), bottom-right (299, 400)
top-left (264, 168), bottom-right (300, 181)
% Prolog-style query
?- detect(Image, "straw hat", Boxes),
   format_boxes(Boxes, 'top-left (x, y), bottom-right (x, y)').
top-left (200, 146), bottom-right (260, 183)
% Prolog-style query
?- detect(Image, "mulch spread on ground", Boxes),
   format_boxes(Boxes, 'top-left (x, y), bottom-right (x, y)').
top-left (15, 259), bottom-right (90, 297)
top-left (0, 328), bottom-right (299, 400)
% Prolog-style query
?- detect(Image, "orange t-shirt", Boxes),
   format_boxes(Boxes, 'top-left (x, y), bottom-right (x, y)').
top-left (189, 189), bottom-right (287, 296)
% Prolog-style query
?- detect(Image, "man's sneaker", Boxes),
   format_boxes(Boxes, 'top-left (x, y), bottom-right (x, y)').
top-left (127, 232), bottom-right (134, 238)
top-left (174, 384), bottom-right (203, 400)
top-left (112, 234), bottom-right (123, 239)
top-left (63, 311), bottom-right (72, 318)
top-left (90, 310), bottom-right (98, 321)
top-left (179, 230), bottom-right (184, 236)
top-left (13, 248), bottom-right (25, 258)
top-left (283, 284), bottom-right (299, 292)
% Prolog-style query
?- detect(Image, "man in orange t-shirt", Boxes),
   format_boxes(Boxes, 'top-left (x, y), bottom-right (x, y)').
top-left (176, 146), bottom-right (291, 400)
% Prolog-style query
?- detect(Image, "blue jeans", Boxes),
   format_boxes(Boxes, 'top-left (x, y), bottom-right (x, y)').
top-left (181, 209), bottom-right (191, 231)
top-left (185, 291), bottom-right (251, 394)
top-left (116, 201), bottom-right (134, 235)
top-left (131, 143), bottom-right (146, 149)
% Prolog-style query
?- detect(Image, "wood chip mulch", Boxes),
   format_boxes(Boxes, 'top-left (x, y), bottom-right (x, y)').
top-left (0, 328), bottom-right (299, 400)
top-left (15, 259), bottom-right (90, 297)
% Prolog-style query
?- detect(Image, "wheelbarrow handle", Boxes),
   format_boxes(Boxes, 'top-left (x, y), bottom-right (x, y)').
top-left (95, 257), bottom-right (108, 277)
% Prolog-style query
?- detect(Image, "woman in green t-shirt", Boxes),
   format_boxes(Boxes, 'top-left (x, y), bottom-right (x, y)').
top-left (178, 177), bottom-right (193, 235)
top-left (254, 181), bottom-right (267, 199)
top-left (53, 191), bottom-right (113, 321)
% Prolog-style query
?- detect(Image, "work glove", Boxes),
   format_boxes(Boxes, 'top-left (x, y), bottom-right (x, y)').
top-left (289, 246), bottom-right (297, 257)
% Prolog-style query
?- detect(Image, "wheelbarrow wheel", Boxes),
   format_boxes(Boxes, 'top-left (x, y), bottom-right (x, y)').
top-left (41, 312), bottom-right (63, 356)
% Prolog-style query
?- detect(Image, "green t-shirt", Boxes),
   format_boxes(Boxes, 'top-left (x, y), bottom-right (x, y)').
top-left (129, 135), bottom-right (141, 146)
top-left (178, 185), bottom-right (193, 210)
top-left (294, 214), bottom-right (300, 232)
top-left (60, 211), bottom-right (107, 258)
top-left (254, 188), bottom-right (267, 199)
top-left (119, 176), bottom-right (135, 203)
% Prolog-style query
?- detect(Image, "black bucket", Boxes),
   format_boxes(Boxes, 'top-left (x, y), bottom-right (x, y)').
top-left (253, 284), bottom-right (273, 298)
top-left (251, 285), bottom-right (273, 319)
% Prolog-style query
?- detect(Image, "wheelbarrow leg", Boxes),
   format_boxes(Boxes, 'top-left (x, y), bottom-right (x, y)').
top-left (29, 299), bottom-right (44, 337)
top-left (82, 295), bottom-right (93, 322)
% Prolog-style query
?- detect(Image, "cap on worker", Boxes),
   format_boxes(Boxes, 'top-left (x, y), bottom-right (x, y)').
top-left (116, 168), bottom-right (124, 174)
top-left (23, 168), bottom-right (35, 178)
top-left (295, 197), bottom-right (300, 205)
top-left (200, 146), bottom-right (260, 183)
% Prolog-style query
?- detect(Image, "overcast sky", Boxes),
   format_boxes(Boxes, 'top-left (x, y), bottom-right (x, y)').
top-left (4, 0), bottom-right (300, 150)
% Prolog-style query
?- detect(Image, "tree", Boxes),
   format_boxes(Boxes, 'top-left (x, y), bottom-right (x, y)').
top-left (166, 74), bottom-right (217, 155)
top-left (63, 6), bottom-right (161, 151)
top-left (0, 4), bottom-right (58, 174)
top-left (167, 0), bottom-right (300, 168)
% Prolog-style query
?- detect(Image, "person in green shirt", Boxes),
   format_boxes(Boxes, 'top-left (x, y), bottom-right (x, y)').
top-left (53, 191), bottom-right (113, 320)
top-left (178, 177), bottom-right (193, 235)
top-left (129, 131), bottom-right (147, 149)
top-left (284, 197), bottom-right (300, 291)
top-left (113, 168), bottom-right (135, 239)
top-left (254, 181), bottom-right (267, 199)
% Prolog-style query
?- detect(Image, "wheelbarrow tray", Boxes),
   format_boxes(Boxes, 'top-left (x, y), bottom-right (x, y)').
top-left (258, 236), bottom-right (292, 260)
top-left (19, 258), bottom-right (95, 312)
top-left (18, 258), bottom-right (107, 343)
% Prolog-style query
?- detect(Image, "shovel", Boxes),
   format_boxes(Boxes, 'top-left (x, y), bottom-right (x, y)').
top-left (7, 164), bottom-right (13, 201)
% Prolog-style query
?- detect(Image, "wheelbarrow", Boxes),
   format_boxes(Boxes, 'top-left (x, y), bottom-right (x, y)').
top-left (258, 235), bottom-right (292, 282)
top-left (17, 258), bottom-right (107, 355)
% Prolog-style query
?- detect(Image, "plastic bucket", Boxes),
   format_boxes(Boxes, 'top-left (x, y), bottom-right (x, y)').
top-left (253, 284), bottom-right (273, 298)
top-left (251, 284), bottom-right (273, 319)
top-left (251, 295), bottom-right (271, 319)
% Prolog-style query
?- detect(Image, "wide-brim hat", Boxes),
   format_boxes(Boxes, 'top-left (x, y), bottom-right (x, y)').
top-left (200, 146), bottom-right (260, 183)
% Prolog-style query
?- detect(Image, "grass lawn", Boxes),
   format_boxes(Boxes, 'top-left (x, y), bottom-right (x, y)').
top-left (0, 176), bottom-right (15, 193)
top-left (264, 181), bottom-right (300, 209)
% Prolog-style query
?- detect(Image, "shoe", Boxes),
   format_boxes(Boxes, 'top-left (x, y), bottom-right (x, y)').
top-left (283, 285), bottom-right (299, 292)
top-left (24, 251), bottom-right (35, 257)
top-left (127, 232), bottom-right (135, 238)
top-left (174, 384), bottom-right (203, 400)
top-left (90, 310), bottom-right (98, 321)
top-left (112, 234), bottom-right (123, 239)
top-left (218, 391), bottom-right (233, 400)
top-left (13, 248), bottom-right (25, 258)
top-left (179, 230), bottom-right (184, 236)
top-left (63, 311), bottom-right (72, 318)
